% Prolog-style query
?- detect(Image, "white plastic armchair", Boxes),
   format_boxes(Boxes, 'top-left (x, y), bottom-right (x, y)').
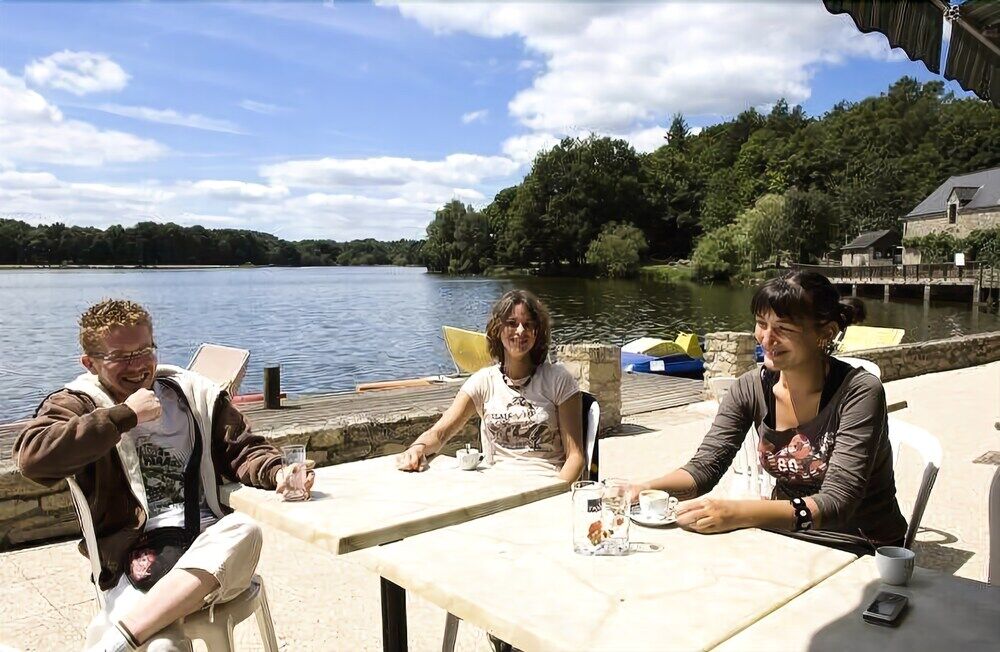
top-left (834, 356), bottom-right (882, 379)
top-left (987, 466), bottom-right (999, 585)
top-left (187, 343), bottom-right (250, 395)
top-left (886, 416), bottom-right (942, 549)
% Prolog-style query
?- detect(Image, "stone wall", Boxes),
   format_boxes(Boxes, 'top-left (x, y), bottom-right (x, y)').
top-left (702, 332), bottom-right (758, 397)
top-left (904, 208), bottom-right (1000, 239)
top-left (554, 343), bottom-right (622, 432)
top-left (845, 330), bottom-right (1000, 382)
top-left (0, 471), bottom-right (79, 549)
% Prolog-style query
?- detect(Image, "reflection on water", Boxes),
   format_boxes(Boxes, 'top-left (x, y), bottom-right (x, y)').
top-left (0, 267), bottom-right (996, 422)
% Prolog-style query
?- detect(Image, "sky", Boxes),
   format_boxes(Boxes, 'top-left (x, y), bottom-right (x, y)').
top-left (0, 1), bottom-right (974, 241)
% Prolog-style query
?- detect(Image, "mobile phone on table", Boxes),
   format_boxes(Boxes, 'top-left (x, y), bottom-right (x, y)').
top-left (862, 591), bottom-right (908, 627)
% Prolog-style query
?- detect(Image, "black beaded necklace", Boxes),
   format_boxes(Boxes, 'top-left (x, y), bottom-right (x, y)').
top-left (501, 362), bottom-right (535, 390)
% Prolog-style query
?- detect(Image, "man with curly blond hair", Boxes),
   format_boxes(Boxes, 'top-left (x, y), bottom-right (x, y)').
top-left (15, 299), bottom-right (312, 652)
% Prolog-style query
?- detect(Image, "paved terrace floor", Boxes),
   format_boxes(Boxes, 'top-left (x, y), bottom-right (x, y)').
top-left (1, 363), bottom-right (997, 651)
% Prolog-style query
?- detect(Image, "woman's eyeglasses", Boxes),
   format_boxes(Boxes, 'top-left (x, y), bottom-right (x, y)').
top-left (503, 320), bottom-right (537, 332)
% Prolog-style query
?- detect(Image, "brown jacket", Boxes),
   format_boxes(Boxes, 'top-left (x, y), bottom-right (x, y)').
top-left (14, 370), bottom-right (281, 590)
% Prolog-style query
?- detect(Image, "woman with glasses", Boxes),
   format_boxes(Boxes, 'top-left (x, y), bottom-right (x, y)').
top-left (397, 289), bottom-right (585, 481)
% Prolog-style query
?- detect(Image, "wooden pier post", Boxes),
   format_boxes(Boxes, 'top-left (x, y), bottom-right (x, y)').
top-left (923, 284), bottom-right (931, 308)
top-left (264, 365), bottom-right (281, 409)
top-left (851, 284), bottom-right (857, 297)
top-left (883, 284), bottom-right (890, 303)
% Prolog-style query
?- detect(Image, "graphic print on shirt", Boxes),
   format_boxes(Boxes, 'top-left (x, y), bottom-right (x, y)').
top-left (484, 394), bottom-right (555, 452)
top-left (759, 429), bottom-right (836, 483)
top-left (136, 440), bottom-right (185, 517)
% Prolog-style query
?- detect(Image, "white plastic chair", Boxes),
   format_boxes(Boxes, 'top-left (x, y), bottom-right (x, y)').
top-left (442, 394), bottom-right (600, 652)
top-left (187, 343), bottom-right (250, 395)
top-left (180, 575), bottom-right (278, 651)
top-left (987, 466), bottom-right (999, 585)
top-left (582, 392), bottom-right (601, 482)
top-left (886, 416), bottom-right (942, 549)
top-left (706, 375), bottom-right (737, 402)
top-left (834, 355), bottom-right (882, 379)
top-left (65, 478), bottom-right (278, 651)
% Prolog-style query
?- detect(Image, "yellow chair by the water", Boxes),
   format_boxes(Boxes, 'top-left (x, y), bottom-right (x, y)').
top-left (836, 326), bottom-right (905, 353)
top-left (442, 326), bottom-right (494, 375)
top-left (622, 333), bottom-right (703, 358)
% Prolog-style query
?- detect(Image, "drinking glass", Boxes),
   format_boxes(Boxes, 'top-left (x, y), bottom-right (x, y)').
top-left (280, 445), bottom-right (309, 502)
top-left (601, 478), bottom-right (631, 555)
top-left (572, 480), bottom-right (604, 554)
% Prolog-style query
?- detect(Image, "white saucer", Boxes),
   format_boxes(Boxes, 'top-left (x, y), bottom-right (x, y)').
top-left (629, 505), bottom-right (677, 527)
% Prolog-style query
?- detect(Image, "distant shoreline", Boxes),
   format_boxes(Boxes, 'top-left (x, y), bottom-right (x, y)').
top-left (0, 264), bottom-right (426, 270)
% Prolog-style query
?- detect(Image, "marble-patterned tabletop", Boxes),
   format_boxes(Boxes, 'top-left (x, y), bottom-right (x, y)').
top-left (717, 555), bottom-right (1000, 651)
top-left (356, 494), bottom-right (857, 651)
top-left (221, 454), bottom-right (569, 554)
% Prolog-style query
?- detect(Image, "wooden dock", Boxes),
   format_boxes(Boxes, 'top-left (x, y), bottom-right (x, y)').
top-left (0, 372), bottom-right (704, 460)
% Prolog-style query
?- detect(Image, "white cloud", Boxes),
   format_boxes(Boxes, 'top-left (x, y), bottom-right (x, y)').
top-left (239, 99), bottom-right (285, 115)
top-left (260, 153), bottom-right (519, 189)
top-left (390, 2), bottom-right (903, 133)
top-left (95, 104), bottom-right (245, 134)
top-left (24, 50), bottom-right (129, 96)
top-left (461, 109), bottom-right (489, 124)
top-left (185, 179), bottom-right (289, 201)
top-left (0, 68), bottom-right (165, 166)
top-left (501, 132), bottom-right (561, 165)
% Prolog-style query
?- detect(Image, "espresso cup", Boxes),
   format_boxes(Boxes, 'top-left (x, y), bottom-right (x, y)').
top-left (875, 546), bottom-right (915, 586)
top-left (638, 489), bottom-right (678, 519)
top-left (456, 448), bottom-right (484, 470)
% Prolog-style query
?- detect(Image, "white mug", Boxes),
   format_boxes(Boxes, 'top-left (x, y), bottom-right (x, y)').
top-left (639, 489), bottom-right (678, 519)
top-left (456, 448), bottom-right (484, 470)
top-left (875, 546), bottom-right (915, 586)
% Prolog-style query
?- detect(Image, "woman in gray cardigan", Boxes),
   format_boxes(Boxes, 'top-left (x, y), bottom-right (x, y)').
top-left (630, 271), bottom-right (907, 553)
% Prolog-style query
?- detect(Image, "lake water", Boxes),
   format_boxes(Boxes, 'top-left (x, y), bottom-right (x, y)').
top-left (1, 266), bottom-right (997, 422)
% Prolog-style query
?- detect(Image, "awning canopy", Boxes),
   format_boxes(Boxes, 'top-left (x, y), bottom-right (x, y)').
top-left (824, 0), bottom-right (1000, 107)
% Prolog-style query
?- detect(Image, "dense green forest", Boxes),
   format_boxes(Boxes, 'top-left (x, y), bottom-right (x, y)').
top-left (0, 219), bottom-right (423, 267)
top-left (424, 78), bottom-right (1000, 280)
top-left (4, 79), bottom-right (998, 278)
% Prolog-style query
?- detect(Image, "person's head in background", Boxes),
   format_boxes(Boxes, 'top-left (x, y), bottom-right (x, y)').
top-left (751, 271), bottom-right (866, 373)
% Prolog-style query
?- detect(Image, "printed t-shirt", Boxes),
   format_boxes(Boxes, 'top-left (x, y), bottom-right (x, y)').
top-left (127, 380), bottom-right (216, 531)
top-left (460, 362), bottom-right (579, 475)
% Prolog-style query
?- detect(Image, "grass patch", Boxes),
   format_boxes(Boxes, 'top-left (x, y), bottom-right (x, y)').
top-left (639, 264), bottom-right (694, 284)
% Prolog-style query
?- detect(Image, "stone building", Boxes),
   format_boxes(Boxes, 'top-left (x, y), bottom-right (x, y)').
top-left (840, 229), bottom-right (901, 266)
top-left (902, 167), bottom-right (1000, 263)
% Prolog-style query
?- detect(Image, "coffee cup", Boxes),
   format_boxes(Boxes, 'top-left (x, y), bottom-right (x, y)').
top-left (456, 448), bottom-right (484, 471)
top-left (875, 546), bottom-right (915, 586)
top-left (638, 489), bottom-right (678, 519)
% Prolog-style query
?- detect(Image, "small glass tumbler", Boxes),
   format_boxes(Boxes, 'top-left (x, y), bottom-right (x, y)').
top-left (280, 444), bottom-right (309, 502)
top-left (572, 480), bottom-right (604, 555)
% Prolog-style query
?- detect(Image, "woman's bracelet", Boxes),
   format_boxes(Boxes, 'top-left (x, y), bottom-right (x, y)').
top-left (790, 497), bottom-right (813, 531)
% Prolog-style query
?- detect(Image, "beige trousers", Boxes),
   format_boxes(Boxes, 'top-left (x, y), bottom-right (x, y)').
top-left (84, 512), bottom-right (263, 652)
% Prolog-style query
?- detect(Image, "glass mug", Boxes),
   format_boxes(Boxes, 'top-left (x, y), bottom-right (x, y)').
top-left (572, 480), bottom-right (604, 554)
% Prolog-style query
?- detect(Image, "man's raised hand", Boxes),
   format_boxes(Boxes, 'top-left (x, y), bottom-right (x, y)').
top-left (124, 388), bottom-right (161, 424)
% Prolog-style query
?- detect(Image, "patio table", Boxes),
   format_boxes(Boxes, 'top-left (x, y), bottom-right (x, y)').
top-left (355, 494), bottom-right (856, 652)
top-left (715, 555), bottom-right (1000, 651)
top-left (220, 454), bottom-right (568, 651)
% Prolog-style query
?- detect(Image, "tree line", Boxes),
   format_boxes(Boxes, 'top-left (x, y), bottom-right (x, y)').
top-left (423, 78), bottom-right (1000, 280)
top-left (0, 219), bottom-right (423, 267)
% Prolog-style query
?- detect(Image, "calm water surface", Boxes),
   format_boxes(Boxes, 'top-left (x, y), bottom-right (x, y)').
top-left (1, 267), bottom-right (997, 422)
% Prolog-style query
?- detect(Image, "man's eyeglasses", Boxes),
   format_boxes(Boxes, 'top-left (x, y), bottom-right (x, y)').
top-left (88, 344), bottom-right (158, 366)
